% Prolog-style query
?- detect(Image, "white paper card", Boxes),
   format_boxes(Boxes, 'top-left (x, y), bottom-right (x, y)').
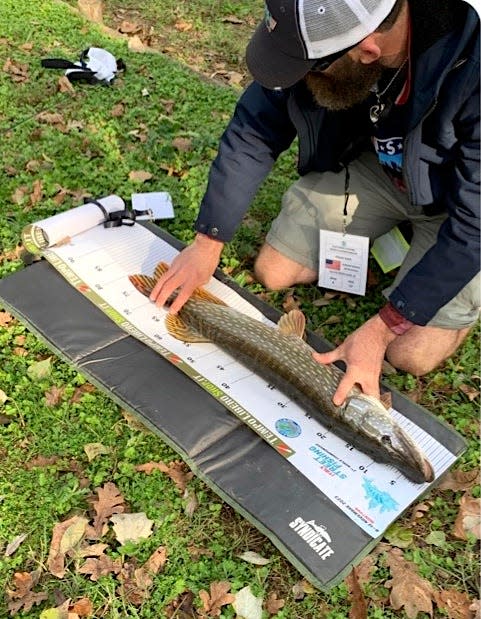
top-left (131, 192), bottom-right (174, 220)
top-left (318, 230), bottom-right (369, 295)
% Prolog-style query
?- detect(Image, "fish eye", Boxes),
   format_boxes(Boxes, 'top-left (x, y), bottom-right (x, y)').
top-left (381, 435), bottom-right (392, 444)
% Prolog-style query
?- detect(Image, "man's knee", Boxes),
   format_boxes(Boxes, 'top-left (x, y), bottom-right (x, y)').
top-left (385, 325), bottom-right (470, 376)
top-left (385, 351), bottom-right (438, 376)
top-left (254, 244), bottom-right (317, 289)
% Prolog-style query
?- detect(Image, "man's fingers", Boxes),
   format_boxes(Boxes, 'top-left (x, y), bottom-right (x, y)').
top-left (332, 373), bottom-right (353, 406)
top-left (168, 285), bottom-right (194, 314)
top-left (312, 349), bottom-right (340, 365)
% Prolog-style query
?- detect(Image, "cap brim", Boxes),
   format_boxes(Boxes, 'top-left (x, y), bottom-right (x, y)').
top-left (246, 21), bottom-right (316, 90)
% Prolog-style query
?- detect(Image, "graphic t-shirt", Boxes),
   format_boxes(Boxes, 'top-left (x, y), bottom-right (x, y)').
top-left (368, 65), bottom-right (411, 192)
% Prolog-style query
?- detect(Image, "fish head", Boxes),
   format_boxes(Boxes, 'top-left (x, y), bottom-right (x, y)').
top-left (343, 394), bottom-right (434, 484)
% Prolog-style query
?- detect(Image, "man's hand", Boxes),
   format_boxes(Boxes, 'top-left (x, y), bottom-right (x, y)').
top-left (150, 233), bottom-right (224, 314)
top-left (313, 314), bottom-right (398, 405)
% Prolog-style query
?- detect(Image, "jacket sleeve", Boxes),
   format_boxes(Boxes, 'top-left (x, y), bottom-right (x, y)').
top-left (195, 82), bottom-right (297, 242)
top-left (389, 85), bottom-right (480, 326)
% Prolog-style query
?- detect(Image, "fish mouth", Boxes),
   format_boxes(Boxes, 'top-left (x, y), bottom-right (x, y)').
top-left (391, 426), bottom-right (434, 484)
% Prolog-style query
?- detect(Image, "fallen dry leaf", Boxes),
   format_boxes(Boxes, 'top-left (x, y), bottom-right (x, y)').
top-left (78, 555), bottom-right (122, 581)
top-left (458, 383), bottom-right (480, 401)
top-left (470, 600), bottom-right (481, 619)
top-left (128, 169), bottom-right (153, 182)
top-left (77, 0), bottom-right (103, 23)
top-left (89, 481), bottom-right (125, 539)
top-left (172, 136), bottom-right (193, 152)
top-left (77, 542), bottom-right (109, 557)
top-left (118, 20), bottom-right (142, 34)
top-left (6, 570), bottom-right (48, 615)
top-left (437, 468), bottom-right (480, 492)
top-left (199, 581), bottom-right (235, 617)
top-left (265, 592), bottom-right (285, 615)
top-left (83, 442), bottom-right (110, 462)
top-left (135, 460), bottom-right (193, 493)
top-left (48, 515), bottom-right (88, 578)
top-left (25, 454), bottom-right (59, 469)
top-left (165, 590), bottom-right (196, 618)
top-left (453, 493), bottom-right (481, 540)
top-left (3, 57), bottom-right (28, 82)
top-left (128, 35), bottom-right (148, 52)
top-left (385, 547), bottom-right (434, 618)
top-left (0, 310), bottom-right (13, 326)
top-left (58, 75), bottom-right (75, 94)
top-left (69, 597), bottom-right (93, 617)
top-left (117, 546), bottom-right (167, 606)
top-left (434, 588), bottom-right (474, 619)
top-left (174, 20), bottom-right (193, 32)
top-left (232, 585), bottom-right (263, 619)
top-left (36, 111), bottom-right (66, 130)
top-left (4, 533), bottom-right (28, 557)
top-left (345, 567), bottom-right (368, 619)
top-left (353, 553), bottom-right (377, 588)
top-left (45, 385), bottom-right (65, 407)
top-left (11, 185), bottom-right (28, 205)
top-left (111, 102), bottom-right (125, 117)
top-left (110, 512), bottom-right (154, 545)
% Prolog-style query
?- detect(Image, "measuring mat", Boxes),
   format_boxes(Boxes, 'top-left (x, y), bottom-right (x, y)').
top-left (0, 202), bottom-right (466, 589)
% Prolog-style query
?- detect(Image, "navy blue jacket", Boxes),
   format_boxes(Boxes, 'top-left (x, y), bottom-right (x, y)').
top-left (196, 1), bottom-right (480, 326)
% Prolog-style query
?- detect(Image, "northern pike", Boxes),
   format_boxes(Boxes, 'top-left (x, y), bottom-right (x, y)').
top-left (129, 262), bottom-right (434, 484)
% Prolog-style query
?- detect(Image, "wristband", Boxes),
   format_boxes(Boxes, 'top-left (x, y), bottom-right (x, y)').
top-left (379, 303), bottom-right (414, 336)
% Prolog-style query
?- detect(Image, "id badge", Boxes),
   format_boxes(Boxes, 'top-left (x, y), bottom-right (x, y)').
top-left (318, 230), bottom-right (369, 295)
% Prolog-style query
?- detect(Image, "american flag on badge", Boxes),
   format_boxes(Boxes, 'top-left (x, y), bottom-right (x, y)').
top-left (325, 258), bottom-right (341, 271)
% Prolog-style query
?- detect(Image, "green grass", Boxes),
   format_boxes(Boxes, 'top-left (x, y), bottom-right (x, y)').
top-left (0, 1), bottom-right (479, 617)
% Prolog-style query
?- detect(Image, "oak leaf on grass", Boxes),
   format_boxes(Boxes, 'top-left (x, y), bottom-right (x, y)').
top-left (345, 567), bottom-right (368, 619)
top-left (437, 468), bottom-right (480, 492)
top-left (385, 547), bottom-right (434, 618)
top-left (78, 554), bottom-right (122, 581)
top-left (199, 581), bottom-right (235, 617)
top-left (6, 570), bottom-right (48, 615)
top-left (135, 459), bottom-right (193, 493)
top-left (434, 588), bottom-right (475, 619)
top-left (88, 481), bottom-right (125, 539)
top-left (453, 493), bottom-right (481, 540)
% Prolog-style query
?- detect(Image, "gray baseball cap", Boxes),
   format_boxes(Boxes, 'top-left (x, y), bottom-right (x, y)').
top-left (246, 0), bottom-right (397, 89)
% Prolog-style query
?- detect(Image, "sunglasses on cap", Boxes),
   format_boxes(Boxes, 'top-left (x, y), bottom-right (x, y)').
top-left (310, 42), bottom-right (358, 72)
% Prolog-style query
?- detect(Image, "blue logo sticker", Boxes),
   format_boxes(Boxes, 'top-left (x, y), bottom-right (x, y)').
top-left (363, 478), bottom-right (399, 513)
top-left (276, 418), bottom-right (301, 438)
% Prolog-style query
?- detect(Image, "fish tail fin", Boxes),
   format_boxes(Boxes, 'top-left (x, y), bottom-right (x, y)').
top-left (278, 309), bottom-right (306, 339)
top-left (165, 314), bottom-right (211, 343)
top-left (129, 274), bottom-right (156, 297)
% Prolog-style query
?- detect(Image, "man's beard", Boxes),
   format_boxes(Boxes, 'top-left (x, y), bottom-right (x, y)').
top-left (305, 55), bottom-right (383, 111)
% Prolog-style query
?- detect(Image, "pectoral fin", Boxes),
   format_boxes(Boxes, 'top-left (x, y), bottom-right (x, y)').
top-left (277, 309), bottom-right (306, 339)
top-left (165, 314), bottom-right (211, 343)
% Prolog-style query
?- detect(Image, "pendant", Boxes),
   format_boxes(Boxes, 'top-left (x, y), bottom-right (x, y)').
top-left (369, 102), bottom-right (384, 124)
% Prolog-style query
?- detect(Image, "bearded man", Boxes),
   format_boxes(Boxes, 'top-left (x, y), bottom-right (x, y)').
top-left (150, 0), bottom-right (480, 405)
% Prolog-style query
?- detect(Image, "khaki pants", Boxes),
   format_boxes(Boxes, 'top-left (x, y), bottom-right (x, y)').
top-left (266, 152), bottom-right (480, 329)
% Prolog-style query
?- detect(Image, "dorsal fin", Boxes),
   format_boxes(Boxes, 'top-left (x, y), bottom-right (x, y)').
top-left (165, 314), bottom-right (211, 343)
top-left (153, 261), bottom-right (227, 306)
top-left (277, 309), bottom-right (306, 339)
top-left (154, 261), bottom-right (170, 281)
top-left (129, 274), bottom-right (156, 297)
top-left (190, 286), bottom-right (228, 306)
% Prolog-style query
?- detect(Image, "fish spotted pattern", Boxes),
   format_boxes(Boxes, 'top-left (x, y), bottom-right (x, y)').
top-left (129, 262), bottom-right (434, 484)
